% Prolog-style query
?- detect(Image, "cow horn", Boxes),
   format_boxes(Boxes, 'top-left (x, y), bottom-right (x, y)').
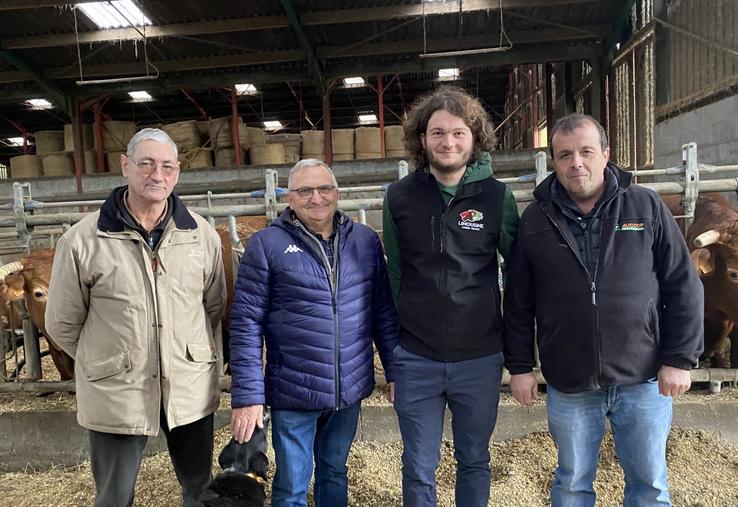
top-left (694, 230), bottom-right (721, 248)
top-left (0, 261), bottom-right (23, 281)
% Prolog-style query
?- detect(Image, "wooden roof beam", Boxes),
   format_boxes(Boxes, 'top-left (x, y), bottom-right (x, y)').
top-left (279, 0), bottom-right (326, 95)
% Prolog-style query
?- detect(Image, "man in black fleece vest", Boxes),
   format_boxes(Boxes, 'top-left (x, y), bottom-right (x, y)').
top-left (504, 114), bottom-right (703, 507)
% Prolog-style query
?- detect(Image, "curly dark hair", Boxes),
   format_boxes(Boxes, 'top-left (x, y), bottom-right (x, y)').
top-left (403, 85), bottom-right (497, 170)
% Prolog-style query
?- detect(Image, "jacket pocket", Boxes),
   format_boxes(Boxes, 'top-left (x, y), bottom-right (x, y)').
top-left (186, 342), bottom-right (218, 363)
top-left (84, 351), bottom-right (131, 381)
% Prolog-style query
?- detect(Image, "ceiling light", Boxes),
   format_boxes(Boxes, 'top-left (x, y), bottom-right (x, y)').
top-left (5, 137), bottom-right (29, 147)
top-left (25, 98), bottom-right (53, 109)
top-left (78, 0), bottom-right (152, 29)
top-left (128, 90), bottom-right (152, 101)
top-left (235, 83), bottom-right (258, 95)
top-left (358, 114), bottom-right (378, 124)
top-left (438, 68), bottom-right (460, 80)
top-left (264, 121), bottom-right (283, 131)
top-left (343, 77), bottom-right (365, 88)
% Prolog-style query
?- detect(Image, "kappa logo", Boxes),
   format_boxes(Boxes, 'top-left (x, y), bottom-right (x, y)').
top-left (459, 209), bottom-right (484, 222)
top-left (283, 244), bottom-right (303, 253)
top-left (615, 222), bottom-right (645, 232)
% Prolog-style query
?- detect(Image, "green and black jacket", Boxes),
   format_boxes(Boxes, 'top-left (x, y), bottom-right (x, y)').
top-left (382, 152), bottom-right (519, 361)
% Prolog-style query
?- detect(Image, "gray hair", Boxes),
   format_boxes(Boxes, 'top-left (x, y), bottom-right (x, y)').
top-left (287, 159), bottom-right (337, 189)
top-left (126, 127), bottom-right (179, 159)
top-left (549, 113), bottom-right (608, 156)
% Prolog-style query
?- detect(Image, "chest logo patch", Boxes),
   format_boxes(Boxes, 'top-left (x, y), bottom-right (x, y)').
top-left (615, 222), bottom-right (645, 232)
top-left (458, 209), bottom-right (485, 231)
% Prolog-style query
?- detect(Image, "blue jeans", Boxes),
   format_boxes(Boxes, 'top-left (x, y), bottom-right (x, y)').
top-left (547, 382), bottom-right (672, 507)
top-left (393, 345), bottom-right (503, 507)
top-left (271, 402), bottom-right (360, 507)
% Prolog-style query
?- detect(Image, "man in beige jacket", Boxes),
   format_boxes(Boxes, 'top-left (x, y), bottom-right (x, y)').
top-left (46, 128), bottom-right (227, 507)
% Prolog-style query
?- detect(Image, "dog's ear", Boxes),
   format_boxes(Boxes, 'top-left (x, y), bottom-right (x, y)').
top-left (218, 438), bottom-right (240, 471)
top-left (262, 407), bottom-right (271, 428)
top-left (250, 451), bottom-right (270, 480)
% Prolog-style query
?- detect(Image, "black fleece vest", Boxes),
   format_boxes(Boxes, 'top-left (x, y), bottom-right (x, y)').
top-left (387, 171), bottom-right (506, 361)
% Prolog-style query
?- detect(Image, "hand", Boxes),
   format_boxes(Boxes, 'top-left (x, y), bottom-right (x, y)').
top-left (510, 372), bottom-right (538, 406)
top-left (230, 405), bottom-right (264, 443)
top-left (657, 365), bottom-right (691, 397)
top-left (386, 382), bottom-right (395, 404)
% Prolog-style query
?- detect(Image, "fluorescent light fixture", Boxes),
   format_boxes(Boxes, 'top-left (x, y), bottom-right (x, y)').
top-left (438, 68), bottom-right (460, 80)
top-left (358, 114), bottom-right (378, 124)
top-left (235, 83), bottom-right (258, 95)
top-left (78, 0), bottom-right (152, 29)
top-left (264, 120), bottom-right (283, 131)
top-left (343, 77), bottom-right (365, 87)
top-left (25, 98), bottom-right (53, 109)
top-left (5, 137), bottom-right (29, 146)
top-left (128, 90), bottom-right (152, 101)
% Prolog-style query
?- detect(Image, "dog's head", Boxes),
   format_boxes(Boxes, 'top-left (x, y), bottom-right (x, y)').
top-left (218, 422), bottom-right (269, 480)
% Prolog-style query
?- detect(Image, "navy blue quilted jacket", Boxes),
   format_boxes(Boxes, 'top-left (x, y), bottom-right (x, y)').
top-left (229, 208), bottom-right (399, 410)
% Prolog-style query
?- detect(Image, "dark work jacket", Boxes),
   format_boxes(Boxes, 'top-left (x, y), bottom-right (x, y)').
top-left (503, 163), bottom-right (704, 393)
top-left (385, 170), bottom-right (507, 361)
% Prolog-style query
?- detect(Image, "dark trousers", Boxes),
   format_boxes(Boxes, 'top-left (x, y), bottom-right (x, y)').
top-left (89, 411), bottom-right (214, 507)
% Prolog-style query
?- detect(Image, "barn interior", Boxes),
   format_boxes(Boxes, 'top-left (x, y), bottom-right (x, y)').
top-left (1, 1), bottom-right (738, 501)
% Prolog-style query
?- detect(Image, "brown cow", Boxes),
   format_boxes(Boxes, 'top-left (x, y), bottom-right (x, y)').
top-left (1, 250), bottom-right (75, 380)
top-left (664, 193), bottom-right (738, 367)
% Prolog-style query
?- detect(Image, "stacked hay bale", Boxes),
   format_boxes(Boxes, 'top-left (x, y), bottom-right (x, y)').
top-left (332, 129), bottom-right (355, 161)
top-left (34, 131), bottom-right (64, 155)
top-left (301, 130), bottom-right (324, 161)
top-left (83, 150), bottom-right (98, 175)
top-left (209, 117), bottom-right (250, 167)
top-left (33, 130), bottom-right (72, 177)
top-left (64, 124), bottom-right (97, 174)
top-left (250, 143), bottom-right (286, 165)
top-left (384, 125), bottom-right (409, 158)
top-left (265, 133), bottom-right (300, 164)
top-left (163, 120), bottom-right (212, 170)
top-left (100, 121), bottom-right (136, 173)
top-left (355, 127), bottom-right (382, 159)
top-left (9, 155), bottom-right (42, 179)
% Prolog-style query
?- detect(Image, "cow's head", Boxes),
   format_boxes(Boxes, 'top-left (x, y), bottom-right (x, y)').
top-left (692, 223), bottom-right (738, 322)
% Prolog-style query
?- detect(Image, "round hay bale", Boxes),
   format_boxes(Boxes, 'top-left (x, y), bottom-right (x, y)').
top-left (250, 143), bottom-right (286, 165)
top-left (267, 134), bottom-right (300, 163)
top-left (333, 153), bottom-right (354, 161)
top-left (355, 127), bottom-right (381, 155)
top-left (208, 117), bottom-right (249, 151)
top-left (214, 147), bottom-right (244, 167)
top-left (356, 151), bottom-right (383, 160)
top-left (106, 150), bottom-right (126, 174)
top-left (41, 152), bottom-right (74, 177)
top-left (63, 124), bottom-right (95, 152)
top-left (179, 147), bottom-right (213, 170)
top-left (246, 127), bottom-right (266, 147)
top-left (9, 154), bottom-right (42, 178)
top-left (301, 130), bottom-right (324, 157)
top-left (161, 120), bottom-right (201, 151)
top-left (196, 120), bottom-right (209, 137)
top-left (34, 131), bottom-right (65, 155)
top-left (84, 150), bottom-right (99, 174)
top-left (385, 149), bottom-right (410, 159)
top-left (332, 129), bottom-right (355, 155)
top-left (384, 125), bottom-right (405, 152)
top-left (100, 121), bottom-right (136, 151)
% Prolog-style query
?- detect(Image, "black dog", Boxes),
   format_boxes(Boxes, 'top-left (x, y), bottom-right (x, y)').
top-left (199, 417), bottom-right (270, 506)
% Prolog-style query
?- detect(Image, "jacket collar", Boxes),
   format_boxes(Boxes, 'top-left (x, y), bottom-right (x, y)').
top-left (97, 185), bottom-right (197, 233)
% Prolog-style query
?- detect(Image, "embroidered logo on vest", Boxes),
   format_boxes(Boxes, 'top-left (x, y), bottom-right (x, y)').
top-left (458, 209), bottom-right (485, 231)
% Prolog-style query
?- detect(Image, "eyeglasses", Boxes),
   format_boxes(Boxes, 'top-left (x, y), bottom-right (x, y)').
top-left (289, 185), bottom-right (337, 198)
top-left (128, 156), bottom-right (179, 176)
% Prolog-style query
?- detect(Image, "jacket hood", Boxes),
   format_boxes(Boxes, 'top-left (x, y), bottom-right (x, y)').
top-left (98, 185), bottom-right (196, 232)
top-left (533, 161), bottom-right (632, 204)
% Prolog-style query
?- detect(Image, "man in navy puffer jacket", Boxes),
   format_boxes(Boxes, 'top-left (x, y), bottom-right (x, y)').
top-left (228, 159), bottom-right (398, 507)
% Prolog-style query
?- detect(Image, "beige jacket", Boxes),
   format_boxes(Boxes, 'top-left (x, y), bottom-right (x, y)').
top-left (46, 196), bottom-right (227, 436)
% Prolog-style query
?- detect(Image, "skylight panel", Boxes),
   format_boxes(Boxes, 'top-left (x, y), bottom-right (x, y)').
top-left (78, 1), bottom-right (152, 29)
top-left (358, 114), bottom-right (378, 124)
top-left (235, 83), bottom-right (258, 95)
top-left (25, 98), bottom-right (54, 109)
top-left (343, 77), bottom-right (365, 88)
top-left (264, 120), bottom-right (283, 131)
top-left (128, 90), bottom-right (152, 101)
top-left (438, 68), bottom-right (460, 80)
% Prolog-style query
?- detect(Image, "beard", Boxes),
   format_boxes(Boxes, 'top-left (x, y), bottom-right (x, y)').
top-left (425, 148), bottom-right (473, 174)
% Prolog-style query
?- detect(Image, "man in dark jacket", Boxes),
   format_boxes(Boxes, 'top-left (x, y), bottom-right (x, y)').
top-left (229, 159), bottom-right (398, 507)
top-left (504, 113), bottom-right (703, 507)
top-left (383, 86), bottom-right (519, 507)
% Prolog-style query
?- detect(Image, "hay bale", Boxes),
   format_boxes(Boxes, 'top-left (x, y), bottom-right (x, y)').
top-left (83, 150), bottom-right (99, 174)
top-left (208, 117), bottom-right (249, 151)
top-left (100, 121), bottom-right (136, 151)
top-left (355, 127), bottom-right (381, 156)
top-left (333, 153), bottom-right (354, 161)
top-left (267, 134), bottom-right (300, 163)
top-left (41, 152), bottom-right (74, 177)
top-left (9, 155), bottom-right (42, 178)
top-left (196, 120), bottom-right (209, 137)
top-left (301, 130), bottom-right (324, 157)
top-left (384, 125), bottom-right (405, 152)
top-left (179, 147), bottom-right (212, 170)
top-left (250, 143), bottom-right (286, 165)
top-left (214, 147), bottom-right (244, 167)
top-left (34, 131), bottom-right (65, 155)
top-left (332, 129), bottom-right (355, 156)
top-left (356, 151), bottom-right (383, 160)
top-left (161, 120), bottom-right (201, 151)
top-left (246, 127), bottom-right (266, 147)
top-left (106, 150), bottom-right (125, 174)
top-left (63, 124), bottom-right (95, 152)
top-left (385, 149), bottom-right (410, 159)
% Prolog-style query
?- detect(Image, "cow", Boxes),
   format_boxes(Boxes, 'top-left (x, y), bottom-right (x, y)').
top-left (1, 261), bottom-right (24, 331)
top-left (664, 193), bottom-right (738, 367)
top-left (0, 250), bottom-right (75, 380)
